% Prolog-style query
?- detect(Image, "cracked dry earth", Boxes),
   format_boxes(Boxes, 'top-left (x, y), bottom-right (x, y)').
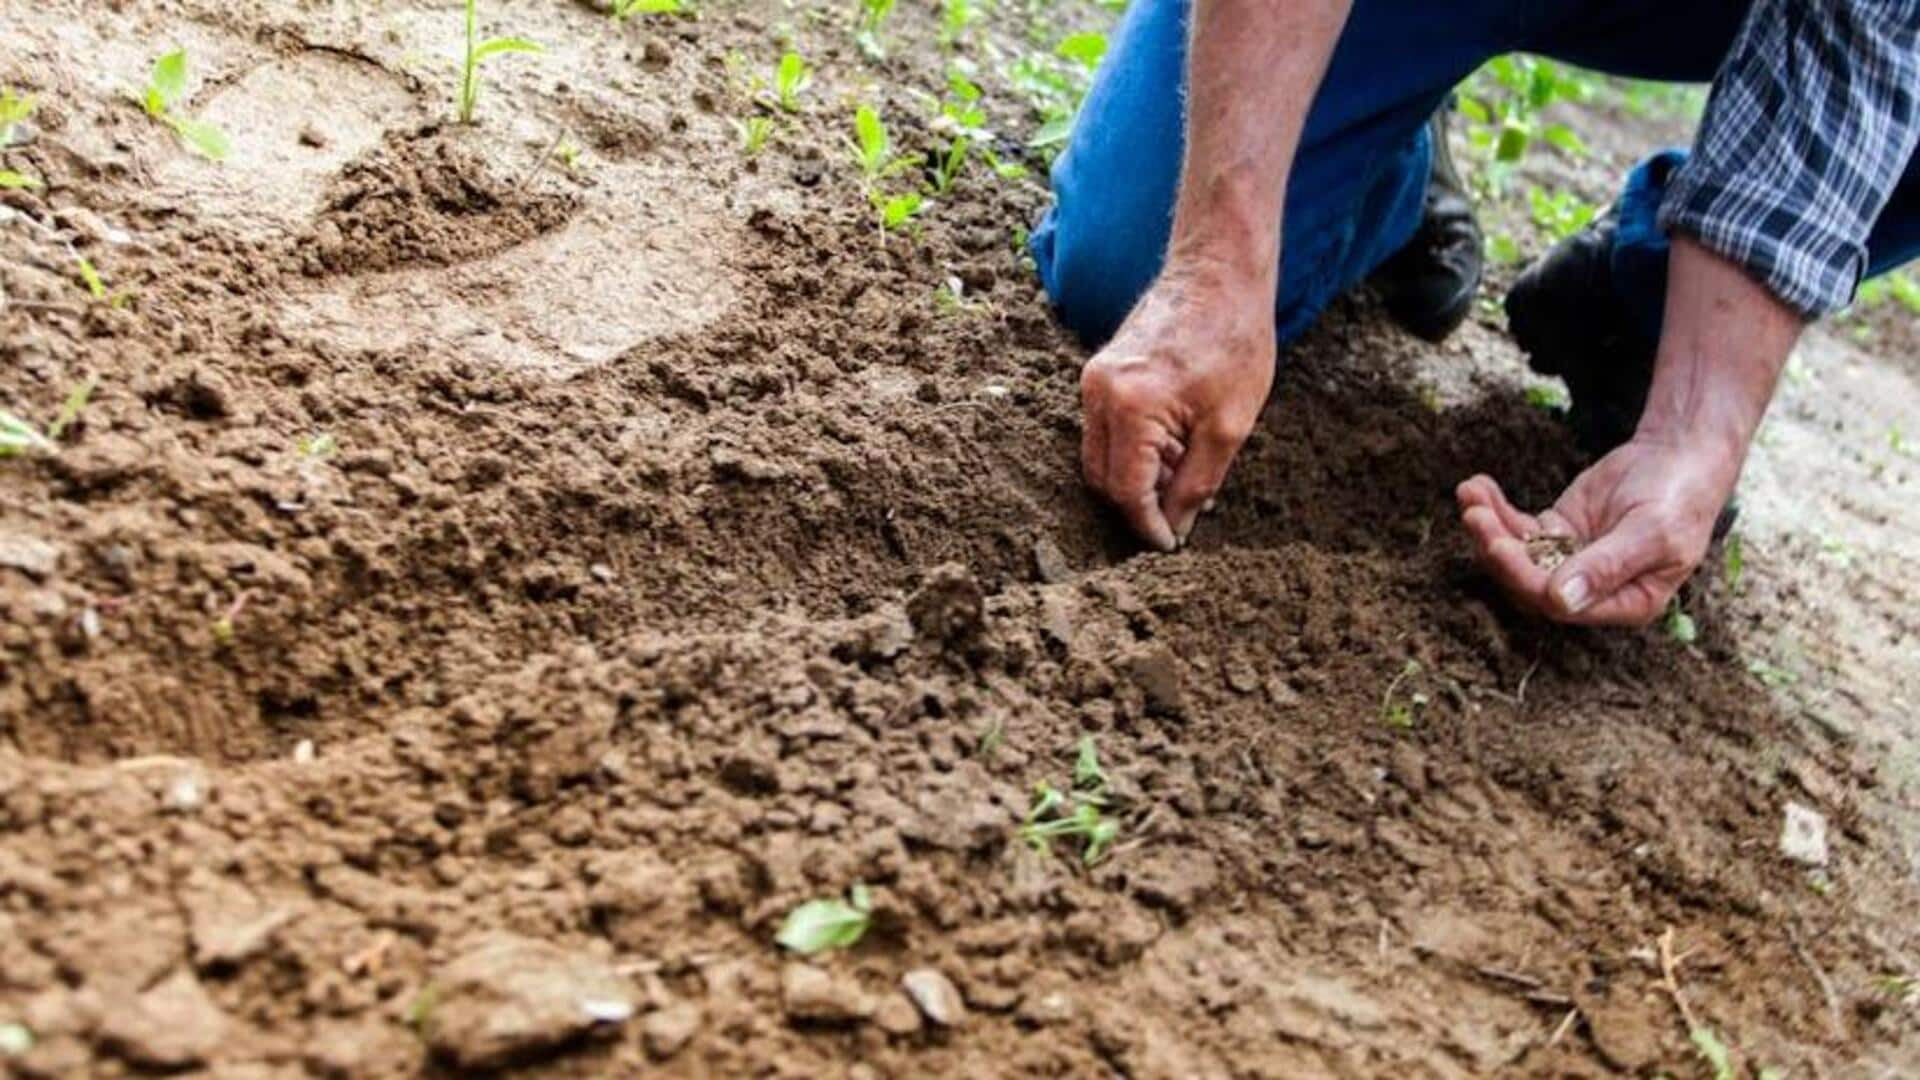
top-left (2, 1), bottom-right (1917, 1076)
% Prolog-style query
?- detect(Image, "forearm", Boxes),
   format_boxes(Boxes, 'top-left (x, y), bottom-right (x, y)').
top-left (1636, 235), bottom-right (1806, 477)
top-left (1166, 0), bottom-right (1353, 294)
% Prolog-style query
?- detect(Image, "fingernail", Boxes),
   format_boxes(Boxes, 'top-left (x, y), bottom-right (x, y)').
top-left (1174, 516), bottom-right (1196, 546)
top-left (1557, 575), bottom-right (1592, 613)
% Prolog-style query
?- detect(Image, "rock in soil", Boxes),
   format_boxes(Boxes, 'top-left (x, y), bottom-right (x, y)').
top-left (422, 935), bottom-right (635, 1070)
top-left (781, 963), bottom-right (873, 1024)
top-left (907, 562), bottom-right (986, 644)
top-left (1779, 801), bottom-right (1831, 867)
top-left (873, 992), bottom-right (924, 1036)
top-left (901, 968), bottom-right (967, 1028)
top-left (641, 1001), bottom-right (702, 1060)
top-left (96, 969), bottom-right (229, 1070)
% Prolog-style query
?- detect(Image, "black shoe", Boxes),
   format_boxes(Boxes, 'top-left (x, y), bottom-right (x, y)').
top-left (1373, 105), bottom-right (1485, 343)
top-left (1505, 210), bottom-right (1741, 539)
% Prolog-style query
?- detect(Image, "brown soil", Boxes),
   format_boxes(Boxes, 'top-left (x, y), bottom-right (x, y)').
top-left (3, 1), bottom-right (1916, 1076)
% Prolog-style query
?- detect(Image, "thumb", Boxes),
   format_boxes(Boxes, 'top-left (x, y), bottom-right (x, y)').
top-left (1163, 419), bottom-right (1246, 544)
top-left (1546, 514), bottom-right (1668, 620)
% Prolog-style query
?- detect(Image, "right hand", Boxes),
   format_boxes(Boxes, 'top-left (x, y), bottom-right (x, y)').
top-left (1079, 265), bottom-right (1276, 550)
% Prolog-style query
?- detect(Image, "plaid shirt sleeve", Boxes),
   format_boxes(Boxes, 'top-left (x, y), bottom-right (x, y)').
top-left (1657, 0), bottom-right (1920, 318)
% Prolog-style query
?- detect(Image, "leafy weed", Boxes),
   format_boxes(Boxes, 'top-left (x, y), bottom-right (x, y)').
top-left (142, 50), bottom-right (230, 161)
top-left (457, 0), bottom-right (542, 125)
top-left (776, 883), bottom-right (873, 955)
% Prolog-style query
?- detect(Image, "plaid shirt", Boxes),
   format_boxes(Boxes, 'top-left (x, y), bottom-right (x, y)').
top-left (1659, 0), bottom-right (1920, 318)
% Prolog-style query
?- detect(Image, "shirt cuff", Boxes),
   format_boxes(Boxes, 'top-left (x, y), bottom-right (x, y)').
top-left (1656, 165), bottom-right (1866, 321)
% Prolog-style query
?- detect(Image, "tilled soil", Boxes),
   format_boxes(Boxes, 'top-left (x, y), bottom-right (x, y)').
top-left (3, 1), bottom-right (1916, 1076)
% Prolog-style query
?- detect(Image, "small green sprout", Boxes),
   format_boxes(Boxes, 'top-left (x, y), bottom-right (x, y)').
top-left (975, 717), bottom-right (1003, 757)
top-left (47, 377), bottom-right (96, 441)
top-left (457, 0), bottom-right (542, 125)
top-left (1055, 32), bottom-right (1108, 72)
top-left (775, 883), bottom-right (872, 955)
top-left (1877, 973), bottom-right (1918, 1005)
top-left (405, 984), bottom-right (439, 1029)
top-left (874, 190), bottom-right (925, 233)
top-left (854, 0), bottom-right (896, 60)
top-left (611, 0), bottom-right (681, 20)
top-left (1689, 1027), bottom-right (1736, 1080)
top-left (931, 137), bottom-right (969, 195)
top-left (773, 51), bottom-right (810, 113)
top-left (0, 411), bottom-right (54, 457)
top-left (553, 138), bottom-right (582, 171)
top-left (76, 256), bottom-right (106, 300)
top-left (1745, 657), bottom-right (1797, 689)
top-left (1723, 533), bottom-right (1745, 590)
top-left (1663, 601), bottom-right (1697, 645)
top-left (298, 432), bottom-right (337, 459)
top-left (732, 115), bottom-right (773, 155)
top-left (1017, 738), bottom-right (1120, 866)
top-left (0, 87), bottom-right (33, 144)
top-left (848, 104), bottom-right (920, 181)
top-left (938, 0), bottom-right (978, 50)
top-left (1524, 382), bottom-right (1569, 411)
top-left (142, 50), bottom-right (230, 161)
top-left (1, 376), bottom-right (95, 458)
top-left (0, 171), bottom-right (37, 190)
top-left (1382, 659), bottom-right (1429, 729)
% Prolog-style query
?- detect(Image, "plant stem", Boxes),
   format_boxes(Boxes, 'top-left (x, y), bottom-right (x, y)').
top-left (460, 0), bottom-right (478, 123)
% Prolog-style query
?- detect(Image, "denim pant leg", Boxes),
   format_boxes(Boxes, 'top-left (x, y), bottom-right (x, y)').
top-left (1029, 0), bottom-right (1518, 348)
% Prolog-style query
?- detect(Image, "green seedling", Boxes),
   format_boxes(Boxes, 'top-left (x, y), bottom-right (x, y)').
top-left (1457, 55), bottom-right (1588, 195)
top-left (1017, 737), bottom-right (1120, 865)
top-left (404, 984), bottom-right (439, 1029)
top-left (848, 104), bottom-right (920, 182)
top-left (939, 0), bottom-right (979, 50)
top-left (931, 137), bottom-right (969, 195)
top-left (0, 411), bottom-right (54, 457)
top-left (0, 92), bottom-right (38, 189)
top-left (1745, 657), bottom-right (1797, 689)
top-left (773, 51), bottom-right (810, 113)
top-left (0, 88), bottom-right (32, 144)
top-left (1877, 974), bottom-right (1918, 1005)
top-left (298, 432), bottom-right (337, 459)
top-left (1723, 533), bottom-right (1745, 590)
top-left (46, 377), bottom-right (96, 441)
top-left (1526, 184), bottom-right (1599, 241)
top-left (141, 50), bottom-right (229, 161)
top-left (457, 0), bottom-right (542, 125)
top-left (1524, 382), bottom-right (1569, 411)
top-left (775, 883), bottom-right (872, 955)
top-left (854, 0), bottom-right (896, 60)
top-left (76, 256), bottom-right (106, 299)
top-left (1688, 1027), bottom-right (1736, 1080)
top-left (732, 115), bottom-right (773, 155)
top-left (1382, 659), bottom-right (1429, 728)
top-left (975, 717), bottom-right (1003, 756)
top-left (611, 0), bottom-right (681, 19)
top-left (1485, 231), bottom-right (1523, 265)
top-left (874, 190), bottom-right (925, 233)
top-left (1663, 600), bottom-right (1697, 645)
top-left (1, 376), bottom-right (94, 458)
top-left (1055, 31), bottom-right (1108, 72)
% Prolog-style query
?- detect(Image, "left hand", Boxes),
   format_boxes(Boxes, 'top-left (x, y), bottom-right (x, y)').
top-left (1456, 434), bottom-right (1738, 626)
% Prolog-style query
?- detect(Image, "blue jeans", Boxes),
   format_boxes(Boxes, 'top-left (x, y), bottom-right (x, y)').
top-left (1031, 0), bottom-right (1920, 347)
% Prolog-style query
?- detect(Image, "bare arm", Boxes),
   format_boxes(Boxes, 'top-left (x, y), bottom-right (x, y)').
top-left (1080, 0), bottom-right (1354, 550)
top-left (1460, 236), bottom-right (1804, 624)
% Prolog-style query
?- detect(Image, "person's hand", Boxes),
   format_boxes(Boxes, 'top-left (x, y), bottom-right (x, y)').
top-left (1456, 434), bottom-right (1740, 625)
top-left (1080, 265), bottom-right (1275, 550)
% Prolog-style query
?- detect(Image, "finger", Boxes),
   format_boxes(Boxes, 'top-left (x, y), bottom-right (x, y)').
top-left (1462, 505), bottom-right (1551, 612)
top-left (1456, 475), bottom-right (1542, 540)
top-left (1105, 415), bottom-right (1179, 552)
top-left (1554, 576), bottom-right (1674, 627)
top-left (1080, 378), bottom-right (1111, 492)
top-left (1544, 515), bottom-right (1673, 621)
top-left (1163, 420), bottom-right (1246, 544)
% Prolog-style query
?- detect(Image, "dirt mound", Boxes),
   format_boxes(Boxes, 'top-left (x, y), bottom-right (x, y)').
top-left (1, 0), bottom-right (1915, 1076)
